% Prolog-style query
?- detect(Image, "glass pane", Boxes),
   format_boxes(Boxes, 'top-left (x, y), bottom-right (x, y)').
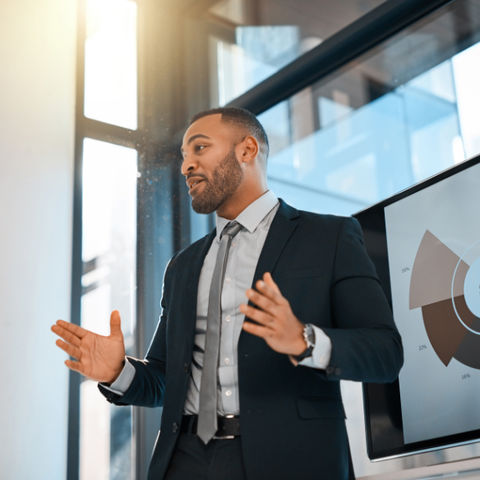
top-left (453, 41), bottom-right (480, 158)
top-left (205, 0), bottom-right (385, 105)
top-left (84, 0), bottom-right (137, 129)
top-left (80, 380), bottom-right (111, 480)
top-left (80, 138), bottom-right (137, 480)
top-left (258, 0), bottom-right (480, 216)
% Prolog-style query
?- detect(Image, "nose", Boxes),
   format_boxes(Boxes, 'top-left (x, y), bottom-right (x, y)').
top-left (181, 154), bottom-right (197, 176)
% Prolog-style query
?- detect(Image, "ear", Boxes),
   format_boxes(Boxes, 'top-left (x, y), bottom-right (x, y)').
top-left (236, 135), bottom-right (259, 164)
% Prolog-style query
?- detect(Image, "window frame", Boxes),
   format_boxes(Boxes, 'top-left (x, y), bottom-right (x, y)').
top-left (69, 0), bottom-right (459, 478)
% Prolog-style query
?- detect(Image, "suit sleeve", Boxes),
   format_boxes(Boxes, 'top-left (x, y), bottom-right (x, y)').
top-left (98, 257), bottom-right (176, 407)
top-left (321, 217), bottom-right (403, 383)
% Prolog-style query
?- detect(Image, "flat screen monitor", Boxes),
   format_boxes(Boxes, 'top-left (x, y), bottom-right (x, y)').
top-left (354, 154), bottom-right (480, 460)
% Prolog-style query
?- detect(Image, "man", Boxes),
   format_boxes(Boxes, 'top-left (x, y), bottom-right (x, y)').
top-left (52, 107), bottom-right (403, 479)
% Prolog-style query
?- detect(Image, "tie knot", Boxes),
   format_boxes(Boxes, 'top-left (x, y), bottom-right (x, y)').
top-left (221, 221), bottom-right (242, 239)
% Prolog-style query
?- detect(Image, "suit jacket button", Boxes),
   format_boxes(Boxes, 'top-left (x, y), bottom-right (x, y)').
top-left (172, 422), bottom-right (178, 433)
top-left (326, 366), bottom-right (334, 375)
top-left (184, 362), bottom-right (189, 373)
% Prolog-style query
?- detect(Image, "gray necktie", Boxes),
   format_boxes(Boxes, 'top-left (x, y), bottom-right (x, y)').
top-left (197, 221), bottom-right (243, 444)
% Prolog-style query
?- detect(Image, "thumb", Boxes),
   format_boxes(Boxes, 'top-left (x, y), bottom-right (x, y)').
top-left (109, 310), bottom-right (123, 338)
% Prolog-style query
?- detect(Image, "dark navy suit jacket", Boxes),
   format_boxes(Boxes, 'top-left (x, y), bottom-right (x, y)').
top-left (100, 199), bottom-right (403, 480)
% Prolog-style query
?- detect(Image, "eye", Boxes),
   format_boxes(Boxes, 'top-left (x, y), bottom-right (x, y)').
top-left (194, 144), bottom-right (207, 153)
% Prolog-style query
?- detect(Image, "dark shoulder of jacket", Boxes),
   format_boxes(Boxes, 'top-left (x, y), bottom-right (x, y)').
top-left (293, 207), bottom-right (356, 233)
top-left (165, 231), bottom-right (214, 273)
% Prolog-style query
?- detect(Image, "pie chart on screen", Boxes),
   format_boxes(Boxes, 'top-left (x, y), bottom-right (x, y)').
top-left (409, 230), bottom-right (480, 369)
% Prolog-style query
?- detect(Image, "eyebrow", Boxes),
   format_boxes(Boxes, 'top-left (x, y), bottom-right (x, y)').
top-left (181, 133), bottom-right (211, 154)
top-left (187, 133), bottom-right (210, 145)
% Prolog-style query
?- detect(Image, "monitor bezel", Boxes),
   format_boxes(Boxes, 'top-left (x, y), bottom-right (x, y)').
top-left (354, 154), bottom-right (480, 461)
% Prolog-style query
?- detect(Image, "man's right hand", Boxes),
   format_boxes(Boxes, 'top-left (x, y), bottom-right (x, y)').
top-left (51, 310), bottom-right (126, 384)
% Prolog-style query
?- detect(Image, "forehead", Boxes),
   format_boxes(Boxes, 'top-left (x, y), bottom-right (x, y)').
top-left (182, 114), bottom-right (239, 148)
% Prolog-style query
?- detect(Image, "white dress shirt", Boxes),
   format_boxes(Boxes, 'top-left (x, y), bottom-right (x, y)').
top-left (106, 191), bottom-right (332, 414)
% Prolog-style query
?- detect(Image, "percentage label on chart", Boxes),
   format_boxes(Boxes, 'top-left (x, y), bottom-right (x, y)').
top-left (418, 344), bottom-right (427, 351)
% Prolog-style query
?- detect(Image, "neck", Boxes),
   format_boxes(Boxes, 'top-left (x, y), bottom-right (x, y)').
top-left (216, 187), bottom-right (268, 220)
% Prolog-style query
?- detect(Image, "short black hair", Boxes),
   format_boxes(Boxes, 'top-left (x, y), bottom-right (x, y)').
top-left (189, 107), bottom-right (269, 163)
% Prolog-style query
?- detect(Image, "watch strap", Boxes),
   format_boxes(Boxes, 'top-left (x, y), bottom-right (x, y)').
top-left (293, 324), bottom-right (315, 362)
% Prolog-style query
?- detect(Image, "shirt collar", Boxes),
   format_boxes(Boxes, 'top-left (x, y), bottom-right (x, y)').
top-left (215, 190), bottom-right (278, 240)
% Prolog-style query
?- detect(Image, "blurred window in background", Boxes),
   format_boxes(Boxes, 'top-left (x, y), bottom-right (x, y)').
top-left (84, 0), bottom-right (137, 129)
top-left (80, 139), bottom-right (137, 480)
top-left (256, 0), bottom-right (480, 215)
top-left (207, 0), bottom-right (385, 105)
top-left (77, 0), bottom-right (138, 478)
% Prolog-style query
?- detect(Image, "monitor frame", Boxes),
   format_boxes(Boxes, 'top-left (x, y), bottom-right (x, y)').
top-left (354, 153), bottom-right (480, 461)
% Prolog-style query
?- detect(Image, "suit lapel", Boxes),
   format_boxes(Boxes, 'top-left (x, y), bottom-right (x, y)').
top-left (250, 199), bottom-right (299, 286)
top-left (239, 199), bottom-right (300, 352)
top-left (182, 230), bottom-right (216, 351)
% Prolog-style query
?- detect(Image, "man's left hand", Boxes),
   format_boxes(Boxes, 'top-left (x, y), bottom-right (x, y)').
top-left (240, 272), bottom-right (307, 356)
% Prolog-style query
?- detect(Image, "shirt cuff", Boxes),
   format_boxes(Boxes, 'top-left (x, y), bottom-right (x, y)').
top-left (298, 325), bottom-right (332, 369)
top-left (101, 358), bottom-right (136, 395)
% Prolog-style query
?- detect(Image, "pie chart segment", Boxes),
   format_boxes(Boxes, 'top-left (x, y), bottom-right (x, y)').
top-left (463, 257), bottom-right (480, 318)
top-left (454, 317), bottom-right (480, 369)
top-left (410, 230), bottom-right (480, 370)
top-left (421, 296), bottom-right (469, 366)
top-left (409, 230), bottom-right (469, 309)
top-left (422, 295), bottom-right (479, 366)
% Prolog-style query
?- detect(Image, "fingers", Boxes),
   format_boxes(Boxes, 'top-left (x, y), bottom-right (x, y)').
top-left (53, 320), bottom-right (88, 340)
top-left (245, 288), bottom-right (275, 313)
top-left (65, 359), bottom-right (84, 375)
top-left (263, 272), bottom-right (282, 295)
top-left (109, 310), bottom-right (123, 338)
top-left (51, 323), bottom-right (82, 347)
top-left (242, 320), bottom-right (272, 339)
top-left (254, 273), bottom-right (287, 305)
top-left (240, 272), bottom-right (288, 325)
top-left (55, 339), bottom-right (81, 360)
top-left (239, 303), bottom-right (274, 326)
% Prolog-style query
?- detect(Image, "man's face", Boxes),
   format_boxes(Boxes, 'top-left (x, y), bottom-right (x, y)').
top-left (181, 114), bottom-right (244, 214)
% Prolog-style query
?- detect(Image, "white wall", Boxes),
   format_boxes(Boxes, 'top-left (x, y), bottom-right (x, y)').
top-left (0, 1), bottom-right (76, 478)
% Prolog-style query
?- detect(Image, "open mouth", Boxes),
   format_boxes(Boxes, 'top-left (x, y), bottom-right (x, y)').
top-left (189, 178), bottom-right (205, 193)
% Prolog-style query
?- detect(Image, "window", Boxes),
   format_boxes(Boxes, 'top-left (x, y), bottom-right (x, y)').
top-left (84, 0), bottom-right (137, 129)
top-left (80, 139), bottom-right (137, 480)
top-left (258, 0), bottom-right (480, 216)
top-left (71, 1), bottom-right (138, 479)
top-left (206, 0), bottom-right (386, 105)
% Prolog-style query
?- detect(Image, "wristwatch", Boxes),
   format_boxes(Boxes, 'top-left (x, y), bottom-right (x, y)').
top-left (293, 323), bottom-right (315, 362)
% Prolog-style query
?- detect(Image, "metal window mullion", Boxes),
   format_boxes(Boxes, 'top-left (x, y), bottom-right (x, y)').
top-left (67, 0), bottom-right (87, 478)
top-left (81, 117), bottom-right (140, 150)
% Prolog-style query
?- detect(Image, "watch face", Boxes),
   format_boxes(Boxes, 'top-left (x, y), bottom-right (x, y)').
top-left (305, 324), bottom-right (315, 346)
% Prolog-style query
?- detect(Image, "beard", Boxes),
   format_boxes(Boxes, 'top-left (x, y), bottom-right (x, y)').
top-left (191, 149), bottom-right (243, 214)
